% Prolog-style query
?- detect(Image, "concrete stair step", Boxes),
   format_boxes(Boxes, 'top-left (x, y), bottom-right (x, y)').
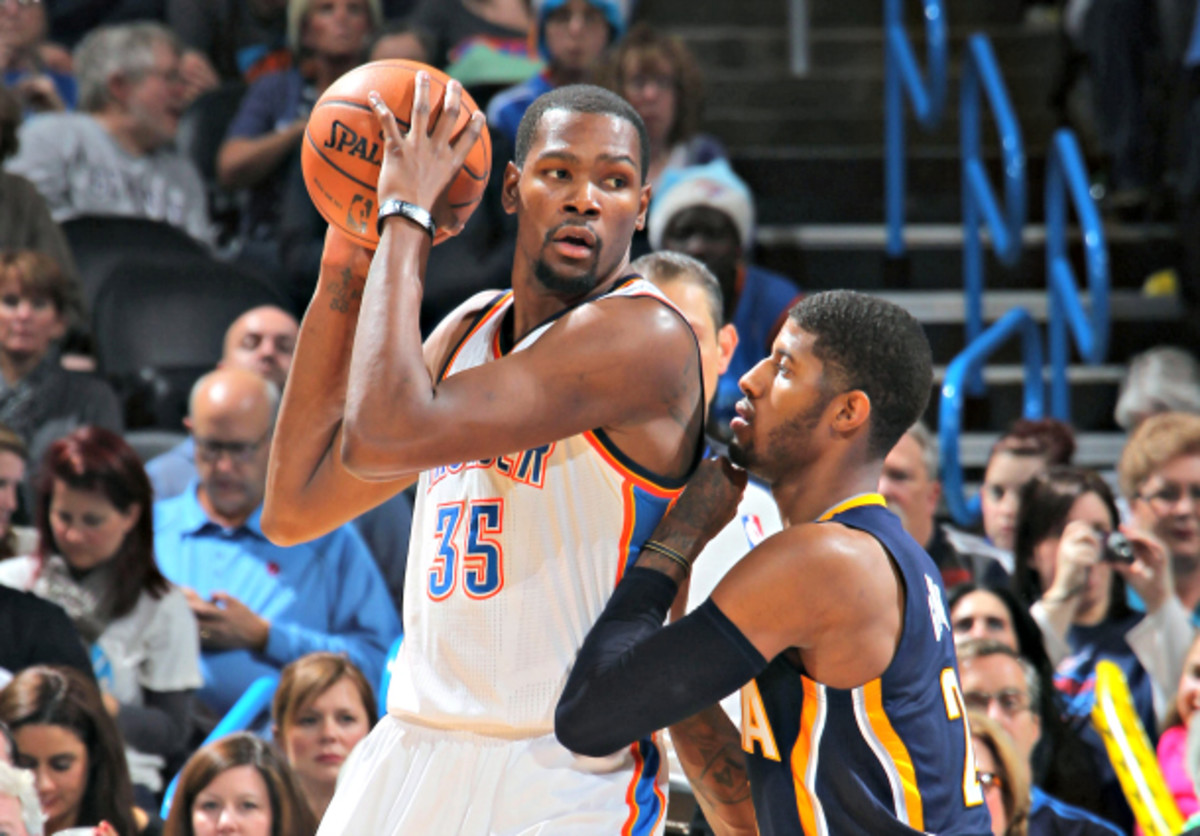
top-left (674, 26), bottom-right (1060, 77)
top-left (755, 223), bottom-right (1180, 292)
top-left (957, 431), bottom-right (1127, 468)
top-left (732, 149), bottom-right (1052, 225)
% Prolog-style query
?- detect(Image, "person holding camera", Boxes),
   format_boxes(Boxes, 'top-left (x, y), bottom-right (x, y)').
top-left (1011, 465), bottom-right (1194, 832)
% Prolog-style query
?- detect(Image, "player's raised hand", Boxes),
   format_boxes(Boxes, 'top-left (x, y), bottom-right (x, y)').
top-left (368, 73), bottom-right (485, 230)
top-left (669, 456), bottom-right (749, 550)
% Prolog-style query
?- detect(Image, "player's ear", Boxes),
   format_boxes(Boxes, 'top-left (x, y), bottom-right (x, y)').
top-left (635, 182), bottom-right (651, 230)
top-left (500, 161), bottom-right (521, 215)
top-left (832, 390), bottom-right (871, 435)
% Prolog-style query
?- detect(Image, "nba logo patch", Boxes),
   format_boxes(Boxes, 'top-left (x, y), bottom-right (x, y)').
top-left (742, 514), bottom-right (766, 547)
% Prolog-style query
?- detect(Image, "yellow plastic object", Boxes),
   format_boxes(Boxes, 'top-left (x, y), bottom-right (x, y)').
top-left (1090, 659), bottom-right (1183, 836)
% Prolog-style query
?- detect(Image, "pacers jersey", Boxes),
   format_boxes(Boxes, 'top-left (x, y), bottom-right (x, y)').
top-left (388, 277), bottom-right (699, 737)
top-left (740, 496), bottom-right (992, 836)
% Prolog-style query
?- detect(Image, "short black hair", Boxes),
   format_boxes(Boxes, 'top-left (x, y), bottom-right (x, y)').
top-left (514, 84), bottom-right (650, 183)
top-left (630, 251), bottom-right (724, 328)
top-left (789, 290), bottom-right (932, 459)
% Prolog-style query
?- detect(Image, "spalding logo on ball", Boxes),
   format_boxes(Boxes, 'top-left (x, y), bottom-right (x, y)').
top-left (301, 59), bottom-right (492, 247)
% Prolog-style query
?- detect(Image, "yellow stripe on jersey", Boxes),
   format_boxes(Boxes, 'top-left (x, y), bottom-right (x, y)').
top-left (816, 493), bottom-right (887, 522)
top-left (791, 675), bottom-right (823, 834)
top-left (862, 678), bottom-right (925, 831)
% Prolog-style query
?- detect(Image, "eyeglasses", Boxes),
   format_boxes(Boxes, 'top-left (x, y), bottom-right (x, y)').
top-left (625, 73), bottom-right (675, 93)
top-left (976, 770), bottom-right (1003, 791)
top-left (962, 689), bottom-right (1030, 717)
top-left (194, 430), bottom-right (271, 464)
top-left (1137, 483), bottom-right (1200, 510)
top-left (142, 67), bottom-right (186, 86)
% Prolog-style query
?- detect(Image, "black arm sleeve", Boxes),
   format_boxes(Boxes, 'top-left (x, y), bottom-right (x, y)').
top-left (116, 688), bottom-right (193, 759)
top-left (555, 568), bottom-right (768, 758)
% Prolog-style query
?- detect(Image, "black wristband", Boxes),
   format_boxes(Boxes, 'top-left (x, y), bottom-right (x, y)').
top-left (377, 199), bottom-right (436, 239)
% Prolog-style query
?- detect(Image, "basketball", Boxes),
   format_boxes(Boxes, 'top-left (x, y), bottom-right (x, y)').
top-left (301, 59), bottom-right (492, 247)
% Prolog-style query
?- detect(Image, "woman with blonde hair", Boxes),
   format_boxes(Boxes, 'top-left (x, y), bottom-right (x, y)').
top-left (270, 652), bottom-right (375, 820)
top-left (969, 711), bottom-right (1031, 836)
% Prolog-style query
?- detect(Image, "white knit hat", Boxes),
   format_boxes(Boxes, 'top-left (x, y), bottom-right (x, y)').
top-left (648, 159), bottom-right (755, 252)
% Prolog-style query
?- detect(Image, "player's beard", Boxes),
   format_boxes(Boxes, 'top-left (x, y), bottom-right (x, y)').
top-left (532, 233), bottom-right (606, 296)
top-left (729, 395), bottom-right (828, 484)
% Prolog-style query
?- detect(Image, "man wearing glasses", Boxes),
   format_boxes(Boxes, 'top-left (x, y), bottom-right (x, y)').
top-left (153, 367), bottom-right (400, 719)
top-left (1119, 412), bottom-right (1200, 617)
top-left (957, 639), bottom-right (1123, 835)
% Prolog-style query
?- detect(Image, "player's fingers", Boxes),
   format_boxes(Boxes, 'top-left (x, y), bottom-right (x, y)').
top-left (410, 70), bottom-right (432, 137)
top-left (436, 79), bottom-right (464, 144)
top-left (449, 111), bottom-right (486, 171)
top-left (367, 90), bottom-right (404, 146)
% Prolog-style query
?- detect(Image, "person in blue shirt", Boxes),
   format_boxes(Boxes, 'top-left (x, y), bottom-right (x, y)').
top-left (154, 367), bottom-right (400, 717)
top-left (647, 159), bottom-right (802, 438)
top-left (147, 304), bottom-right (413, 620)
top-left (486, 0), bottom-right (627, 144)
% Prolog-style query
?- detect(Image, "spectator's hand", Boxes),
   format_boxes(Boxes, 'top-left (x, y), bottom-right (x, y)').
top-left (187, 589), bottom-right (270, 652)
top-left (368, 73), bottom-right (485, 235)
top-left (14, 74), bottom-right (65, 112)
top-left (100, 690), bottom-right (120, 718)
top-left (1043, 519), bottom-right (1102, 608)
top-left (94, 822), bottom-right (118, 836)
top-left (38, 42), bottom-right (73, 74)
top-left (179, 49), bottom-right (219, 105)
top-left (1113, 525), bottom-right (1172, 614)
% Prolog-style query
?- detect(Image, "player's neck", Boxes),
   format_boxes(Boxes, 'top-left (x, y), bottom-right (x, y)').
top-left (772, 457), bottom-right (882, 528)
top-left (509, 265), bottom-right (627, 344)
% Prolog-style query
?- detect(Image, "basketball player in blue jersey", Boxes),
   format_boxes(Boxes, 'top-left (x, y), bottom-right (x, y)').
top-left (262, 79), bottom-right (704, 834)
top-left (556, 290), bottom-right (994, 836)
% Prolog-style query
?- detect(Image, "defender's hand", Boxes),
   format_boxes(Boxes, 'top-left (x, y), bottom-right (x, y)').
top-left (367, 73), bottom-right (485, 231)
top-left (669, 457), bottom-right (749, 555)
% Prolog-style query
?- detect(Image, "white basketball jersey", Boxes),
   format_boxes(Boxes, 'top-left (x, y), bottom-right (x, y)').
top-left (388, 278), bottom-right (696, 737)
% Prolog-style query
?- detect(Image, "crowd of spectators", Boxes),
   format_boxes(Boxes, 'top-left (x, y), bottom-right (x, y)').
top-left (0, 2), bottom-right (1197, 835)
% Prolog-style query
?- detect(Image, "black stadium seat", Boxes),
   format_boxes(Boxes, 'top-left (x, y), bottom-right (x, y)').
top-left (176, 81), bottom-right (247, 242)
top-left (61, 215), bottom-right (209, 308)
top-left (90, 252), bottom-right (287, 429)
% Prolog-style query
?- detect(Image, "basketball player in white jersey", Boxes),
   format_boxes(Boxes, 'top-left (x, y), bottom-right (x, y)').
top-left (263, 78), bottom-right (704, 835)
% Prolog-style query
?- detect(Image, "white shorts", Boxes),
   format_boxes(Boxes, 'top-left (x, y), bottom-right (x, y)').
top-left (317, 714), bottom-right (668, 836)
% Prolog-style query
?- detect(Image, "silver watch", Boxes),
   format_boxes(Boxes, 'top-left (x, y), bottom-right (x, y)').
top-left (376, 199), bottom-right (436, 240)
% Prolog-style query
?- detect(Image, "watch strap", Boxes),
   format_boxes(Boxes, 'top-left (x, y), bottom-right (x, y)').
top-left (376, 199), bottom-right (436, 240)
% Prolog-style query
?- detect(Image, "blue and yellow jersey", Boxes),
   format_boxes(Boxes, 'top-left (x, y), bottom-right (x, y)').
top-left (740, 497), bottom-right (993, 836)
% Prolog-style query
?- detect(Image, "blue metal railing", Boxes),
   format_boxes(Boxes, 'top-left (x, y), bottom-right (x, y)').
top-left (1046, 128), bottom-right (1110, 419)
top-left (160, 674), bottom-right (280, 819)
top-left (961, 33), bottom-right (1026, 393)
top-left (885, 0), bottom-right (948, 256)
top-left (940, 308), bottom-right (1046, 525)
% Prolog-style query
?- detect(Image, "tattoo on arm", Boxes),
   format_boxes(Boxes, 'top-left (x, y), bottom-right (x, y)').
top-left (328, 267), bottom-right (364, 313)
top-left (671, 705), bottom-right (758, 833)
top-left (671, 706), bottom-right (753, 806)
